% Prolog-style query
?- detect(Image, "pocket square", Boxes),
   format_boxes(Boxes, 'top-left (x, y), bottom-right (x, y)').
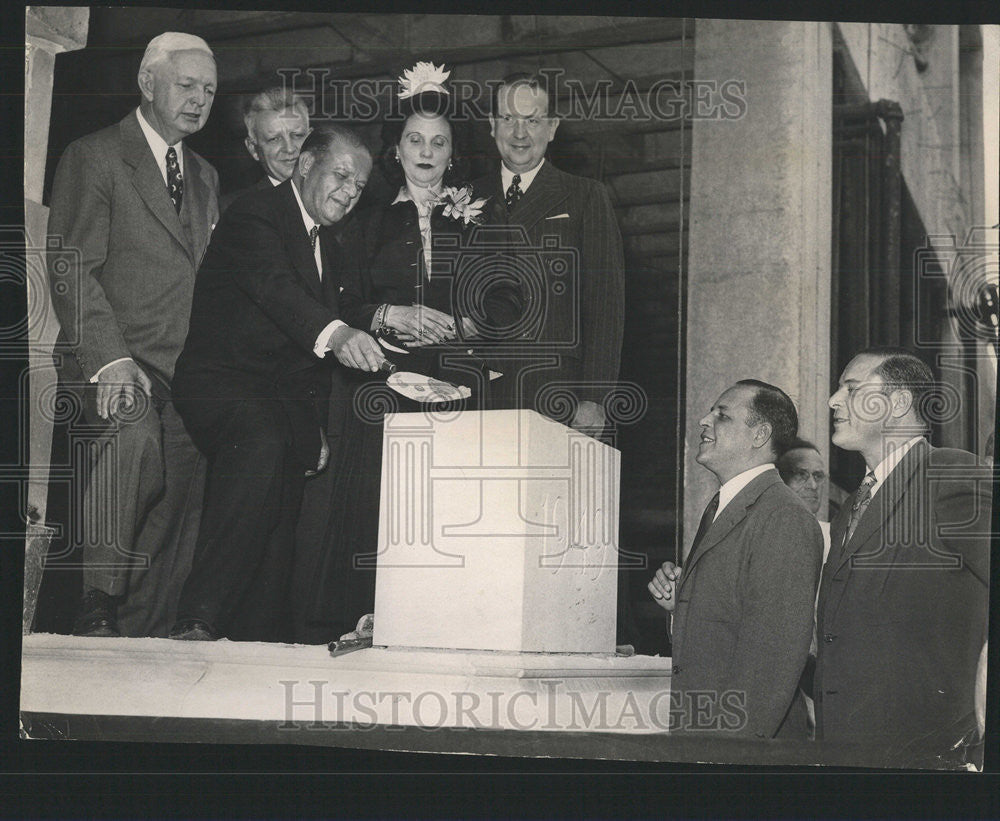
top-left (545, 213), bottom-right (570, 220)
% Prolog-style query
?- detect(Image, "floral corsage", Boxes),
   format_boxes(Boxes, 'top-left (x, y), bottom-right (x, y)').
top-left (433, 185), bottom-right (488, 226)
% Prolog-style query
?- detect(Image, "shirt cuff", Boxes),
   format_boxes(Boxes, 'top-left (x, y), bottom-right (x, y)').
top-left (314, 320), bottom-right (346, 358)
top-left (90, 357), bottom-right (134, 382)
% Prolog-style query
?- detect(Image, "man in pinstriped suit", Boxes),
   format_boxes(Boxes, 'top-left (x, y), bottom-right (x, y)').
top-left (472, 72), bottom-right (625, 433)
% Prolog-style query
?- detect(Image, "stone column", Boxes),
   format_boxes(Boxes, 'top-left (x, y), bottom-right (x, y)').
top-left (23, 8), bottom-right (88, 632)
top-left (682, 20), bottom-right (832, 547)
top-left (24, 7), bottom-right (88, 522)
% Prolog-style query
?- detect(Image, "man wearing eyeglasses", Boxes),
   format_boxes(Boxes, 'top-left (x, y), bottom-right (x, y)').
top-left (473, 72), bottom-right (625, 435)
top-left (777, 438), bottom-right (831, 557)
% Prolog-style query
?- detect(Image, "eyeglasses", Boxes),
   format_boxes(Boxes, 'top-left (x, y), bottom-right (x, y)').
top-left (789, 469), bottom-right (827, 484)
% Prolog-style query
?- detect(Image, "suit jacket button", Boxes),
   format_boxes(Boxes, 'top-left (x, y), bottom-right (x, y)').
top-left (672, 665), bottom-right (681, 675)
top-left (823, 634), bottom-right (836, 643)
top-left (307, 387), bottom-right (317, 397)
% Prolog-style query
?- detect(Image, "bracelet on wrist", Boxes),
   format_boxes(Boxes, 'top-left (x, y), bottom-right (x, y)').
top-left (375, 303), bottom-right (390, 335)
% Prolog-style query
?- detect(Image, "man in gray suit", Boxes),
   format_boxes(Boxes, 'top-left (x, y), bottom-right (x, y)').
top-left (219, 86), bottom-right (311, 213)
top-left (648, 380), bottom-right (823, 737)
top-left (473, 72), bottom-right (625, 433)
top-left (45, 32), bottom-right (220, 637)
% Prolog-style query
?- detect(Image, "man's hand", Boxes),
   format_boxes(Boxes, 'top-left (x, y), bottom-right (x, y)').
top-left (95, 359), bottom-right (152, 421)
top-left (571, 399), bottom-right (606, 433)
top-left (648, 560), bottom-right (683, 612)
top-left (386, 305), bottom-right (456, 345)
top-left (305, 427), bottom-right (330, 477)
top-left (328, 326), bottom-right (386, 371)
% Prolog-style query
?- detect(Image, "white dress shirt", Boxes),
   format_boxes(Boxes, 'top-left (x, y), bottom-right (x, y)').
top-left (136, 106), bottom-right (185, 182)
top-left (714, 463), bottom-right (776, 521)
top-left (288, 178), bottom-right (346, 357)
top-left (867, 436), bottom-right (924, 498)
top-left (501, 158), bottom-right (545, 196)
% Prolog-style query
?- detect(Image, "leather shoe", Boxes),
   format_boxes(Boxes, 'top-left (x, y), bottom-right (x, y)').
top-left (72, 589), bottom-right (120, 637)
top-left (169, 618), bottom-right (218, 641)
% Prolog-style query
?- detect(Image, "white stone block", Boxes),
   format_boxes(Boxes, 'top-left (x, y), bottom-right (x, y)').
top-left (372, 409), bottom-right (620, 654)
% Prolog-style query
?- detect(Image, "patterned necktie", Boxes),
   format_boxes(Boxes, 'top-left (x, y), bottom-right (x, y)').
top-left (505, 173), bottom-right (522, 212)
top-left (686, 492), bottom-right (720, 563)
top-left (843, 471), bottom-right (877, 549)
top-left (309, 225), bottom-right (323, 280)
top-left (166, 146), bottom-right (183, 213)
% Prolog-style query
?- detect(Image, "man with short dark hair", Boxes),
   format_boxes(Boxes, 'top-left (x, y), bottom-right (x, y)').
top-left (777, 438), bottom-right (828, 520)
top-left (648, 380), bottom-right (822, 737)
top-left (221, 86), bottom-right (311, 212)
top-left (816, 346), bottom-right (991, 766)
top-left (169, 125), bottom-right (387, 642)
top-left (473, 72), bottom-right (625, 433)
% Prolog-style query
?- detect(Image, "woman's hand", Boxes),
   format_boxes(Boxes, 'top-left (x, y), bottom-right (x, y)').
top-left (458, 317), bottom-right (479, 339)
top-left (385, 304), bottom-right (456, 345)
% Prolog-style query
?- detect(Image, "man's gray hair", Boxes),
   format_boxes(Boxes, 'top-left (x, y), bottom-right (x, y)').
top-left (139, 32), bottom-right (214, 74)
top-left (243, 87), bottom-right (309, 138)
top-left (300, 124), bottom-right (370, 161)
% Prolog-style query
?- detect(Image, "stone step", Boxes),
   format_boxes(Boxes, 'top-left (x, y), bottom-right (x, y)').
top-left (618, 202), bottom-right (684, 235)
top-left (606, 168), bottom-right (685, 207)
top-left (625, 231), bottom-right (682, 259)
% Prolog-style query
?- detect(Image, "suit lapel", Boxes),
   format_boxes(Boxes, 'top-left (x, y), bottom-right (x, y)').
top-left (508, 161), bottom-right (569, 231)
top-left (319, 229), bottom-right (341, 310)
top-left (484, 171), bottom-right (507, 225)
top-left (832, 440), bottom-right (927, 575)
top-left (277, 182), bottom-right (324, 302)
top-left (120, 111), bottom-right (191, 260)
top-left (181, 147), bottom-right (214, 262)
top-left (678, 470), bottom-right (781, 592)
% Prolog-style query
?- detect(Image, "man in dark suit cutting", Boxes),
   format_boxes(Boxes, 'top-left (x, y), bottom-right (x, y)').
top-left (169, 125), bottom-right (386, 642)
top-left (473, 72), bottom-right (625, 433)
top-left (648, 380), bottom-right (823, 738)
top-left (815, 347), bottom-right (991, 767)
top-left (44, 32), bottom-right (220, 638)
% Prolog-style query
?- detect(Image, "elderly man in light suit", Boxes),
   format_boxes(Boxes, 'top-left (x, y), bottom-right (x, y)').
top-left (44, 32), bottom-right (220, 637)
top-left (649, 380), bottom-right (823, 738)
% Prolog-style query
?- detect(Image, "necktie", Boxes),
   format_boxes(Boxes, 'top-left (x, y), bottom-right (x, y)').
top-left (686, 492), bottom-right (720, 563)
top-left (843, 471), bottom-right (877, 549)
top-left (166, 146), bottom-right (183, 213)
top-left (505, 173), bottom-right (522, 212)
top-left (309, 225), bottom-right (323, 280)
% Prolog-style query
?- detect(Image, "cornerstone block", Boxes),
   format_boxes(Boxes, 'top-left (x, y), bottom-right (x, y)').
top-left (372, 409), bottom-right (620, 653)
